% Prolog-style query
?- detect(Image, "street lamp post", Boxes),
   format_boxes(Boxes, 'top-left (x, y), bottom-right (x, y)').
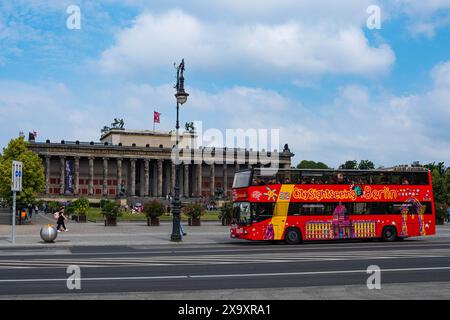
top-left (171, 59), bottom-right (189, 242)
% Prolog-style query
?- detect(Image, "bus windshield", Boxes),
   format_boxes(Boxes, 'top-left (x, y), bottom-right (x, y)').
top-left (232, 170), bottom-right (252, 188)
top-left (233, 202), bottom-right (251, 226)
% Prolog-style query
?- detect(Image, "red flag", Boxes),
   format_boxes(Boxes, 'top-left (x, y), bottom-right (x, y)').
top-left (154, 111), bottom-right (160, 123)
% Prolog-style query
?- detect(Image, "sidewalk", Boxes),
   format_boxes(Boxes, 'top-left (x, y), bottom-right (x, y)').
top-left (1, 214), bottom-right (449, 248)
top-left (0, 213), bottom-right (232, 248)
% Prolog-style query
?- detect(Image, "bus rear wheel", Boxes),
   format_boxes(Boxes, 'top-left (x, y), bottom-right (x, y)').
top-left (284, 228), bottom-right (302, 245)
top-left (382, 226), bottom-right (398, 242)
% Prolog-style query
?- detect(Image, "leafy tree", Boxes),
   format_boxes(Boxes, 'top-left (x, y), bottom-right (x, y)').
top-left (0, 137), bottom-right (45, 207)
top-left (339, 160), bottom-right (358, 170)
top-left (296, 160), bottom-right (329, 169)
top-left (424, 162), bottom-right (446, 176)
top-left (358, 160), bottom-right (375, 170)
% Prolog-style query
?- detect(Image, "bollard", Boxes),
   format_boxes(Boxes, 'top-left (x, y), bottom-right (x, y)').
top-left (40, 224), bottom-right (58, 243)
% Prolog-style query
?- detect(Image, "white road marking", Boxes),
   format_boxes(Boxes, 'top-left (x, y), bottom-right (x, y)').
top-left (1, 266), bottom-right (450, 283)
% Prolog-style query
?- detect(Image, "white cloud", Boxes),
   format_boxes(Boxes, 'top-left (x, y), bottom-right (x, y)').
top-left (98, 9), bottom-right (395, 78)
top-left (392, 0), bottom-right (450, 38)
top-left (2, 60), bottom-right (450, 167)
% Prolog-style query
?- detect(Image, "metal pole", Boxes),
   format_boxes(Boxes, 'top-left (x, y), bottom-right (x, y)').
top-left (12, 191), bottom-right (16, 244)
top-left (171, 101), bottom-right (182, 242)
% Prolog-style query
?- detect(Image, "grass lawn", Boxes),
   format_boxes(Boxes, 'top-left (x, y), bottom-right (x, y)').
top-left (86, 207), bottom-right (221, 222)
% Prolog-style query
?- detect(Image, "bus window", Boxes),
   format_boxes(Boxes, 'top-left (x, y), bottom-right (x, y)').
top-left (232, 170), bottom-right (252, 188)
top-left (367, 202), bottom-right (389, 214)
top-left (251, 203), bottom-right (274, 223)
top-left (353, 202), bottom-right (368, 215)
top-left (408, 172), bottom-right (429, 185)
top-left (233, 202), bottom-right (251, 226)
top-left (302, 204), bottom-right (325, 215)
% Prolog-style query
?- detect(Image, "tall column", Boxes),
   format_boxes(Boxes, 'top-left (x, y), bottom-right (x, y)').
top-left (157, 159), bottom-right (163, 197)
top-left (197, 163), bottom-right (203, 197)
top-left (144, 159), bottom-right (150, 197)
top-left (210, 164), bottom-right (215, 197)
top-left (130, 159), bottom-right (136, 197)
top-left (59, 156), bottom-right (65, 195)
top-left (117, 158), bottom-right (122, 195)
top-left (88, 157), bottom-right (94, 195)
top-left (102, 158), bottom-right (109, 197)
top-left (45, 156), bottom-right (51, 195)
top-left (236, 163), bottom-right (241, 172)
top-left (170, 162), bottom-right (176, 196)
top-left (164, 162), bottom-right (170, 197)
top-left (223, 164), bottom-right (228, 197)
top-left (184, 163), bottom-right (189, 197)
top-left (74, 157), bottom-right (80, 195)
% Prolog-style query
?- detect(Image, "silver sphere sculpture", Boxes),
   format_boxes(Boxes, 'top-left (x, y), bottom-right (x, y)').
top-left (40, 224), bottom-right (58, 243)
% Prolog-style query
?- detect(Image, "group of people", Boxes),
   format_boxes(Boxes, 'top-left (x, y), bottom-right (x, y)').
top-left (252, 175), bottom-right (413, 186)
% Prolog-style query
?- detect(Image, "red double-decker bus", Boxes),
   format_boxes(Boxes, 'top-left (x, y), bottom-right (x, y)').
top-left (230, 167), bottom-right (435, 244)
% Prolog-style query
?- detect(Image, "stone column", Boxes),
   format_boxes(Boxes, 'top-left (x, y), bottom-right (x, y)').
top-left (117, 158), bottom-right (122, 194)
top-left (130, 159), bottom-right (136, 197)
top-left (45, 156), bottom-right (51, 194)
top-left (223, 164), bottom-right (228, 197)
top-left (164, 162), bottom-right (170, 197)
top-left (157, 159), bottom-right (163, 197)
top-left (197, 163), bottom-right (203, 197)
top-left (59, 156), bottom-right (65, 195)
top-left (210, 164), bottom-right (215, 197)
top-left (170, 162), bottom-right (176, 196)
top-left (102, 158), bottom-right (109, 197)
top-left (74, 157), bottom-right (80, 195)
top-left (88, 157), bottom-right (94, 195)
top-left (236, 163), bottom-right (240, 172)
top-left (144, 159), bottom-right (150, 197)
top-left (184, 164), bottom-right (189, 197)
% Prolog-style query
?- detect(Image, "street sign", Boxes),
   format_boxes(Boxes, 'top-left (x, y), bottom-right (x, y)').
top-left (11, 161), bottom-right (23, 192)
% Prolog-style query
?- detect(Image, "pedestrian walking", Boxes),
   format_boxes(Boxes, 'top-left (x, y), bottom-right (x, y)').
top-left (27, 204), bottom-right (33, 220)
top-left (447, 204), bottom-right (450, 223)
top-left (56, 207), bottom-right (69, 232)
top-left (179, 220), bottom-right (187, 237)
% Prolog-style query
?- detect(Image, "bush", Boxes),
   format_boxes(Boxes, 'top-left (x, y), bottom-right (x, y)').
top-left (219, 202), bottom-right (233, 221)
top-left (47, 201), bottom-right (60, 213)
top-left (99, 198), bottom-right (109, 210)
top-left (73, 198), bottom-right (90, 216)
top-left (101, 200), bottom-right (121, 218)
top-left (65, 203), bottom-right (75, 215)
top-left (182, 202), bottom-right (205, 219)
top-left (143, 200), bottom-right (166, 218)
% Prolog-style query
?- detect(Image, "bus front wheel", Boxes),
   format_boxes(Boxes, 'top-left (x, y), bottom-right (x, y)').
top-left (284, 228), bottom-right (302, 245)
top-left (382, 226), bottom-right (398, 242)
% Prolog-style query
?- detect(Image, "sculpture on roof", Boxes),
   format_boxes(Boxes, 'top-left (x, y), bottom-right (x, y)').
top-left (101, 118), bottom-right (125, 134)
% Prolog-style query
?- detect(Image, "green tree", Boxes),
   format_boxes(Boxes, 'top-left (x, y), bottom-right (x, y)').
top-left (339, 160), bottom-right (358, 170)
top-left (0, 137), bottom-right (45, 207)
top-left (358, 160), bottom-right (375, 170)
top-left (296, 160), bottom-right (329, 169)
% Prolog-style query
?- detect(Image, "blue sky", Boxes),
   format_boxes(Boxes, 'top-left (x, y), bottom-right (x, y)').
top-left (1, 0), bottom-right (450, 168)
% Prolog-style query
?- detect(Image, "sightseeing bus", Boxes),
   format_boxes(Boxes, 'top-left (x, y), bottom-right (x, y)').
top-left (230, 167), bottom-right (435, 244)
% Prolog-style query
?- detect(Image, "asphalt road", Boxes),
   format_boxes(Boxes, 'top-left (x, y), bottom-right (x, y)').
top-left (1, 237), bottom-right (450, 299)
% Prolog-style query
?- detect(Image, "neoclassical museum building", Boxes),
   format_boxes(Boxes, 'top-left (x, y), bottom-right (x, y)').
top-left (28, 128), bottom-right (294, 202)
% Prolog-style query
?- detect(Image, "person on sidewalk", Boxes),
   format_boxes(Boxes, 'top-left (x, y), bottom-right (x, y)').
top-left (179, 220), bottom-right (187, 238)
top-left (447, 204), bottom-right (450, 223)
top-left (56, 207), bottom-right (69, 232)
